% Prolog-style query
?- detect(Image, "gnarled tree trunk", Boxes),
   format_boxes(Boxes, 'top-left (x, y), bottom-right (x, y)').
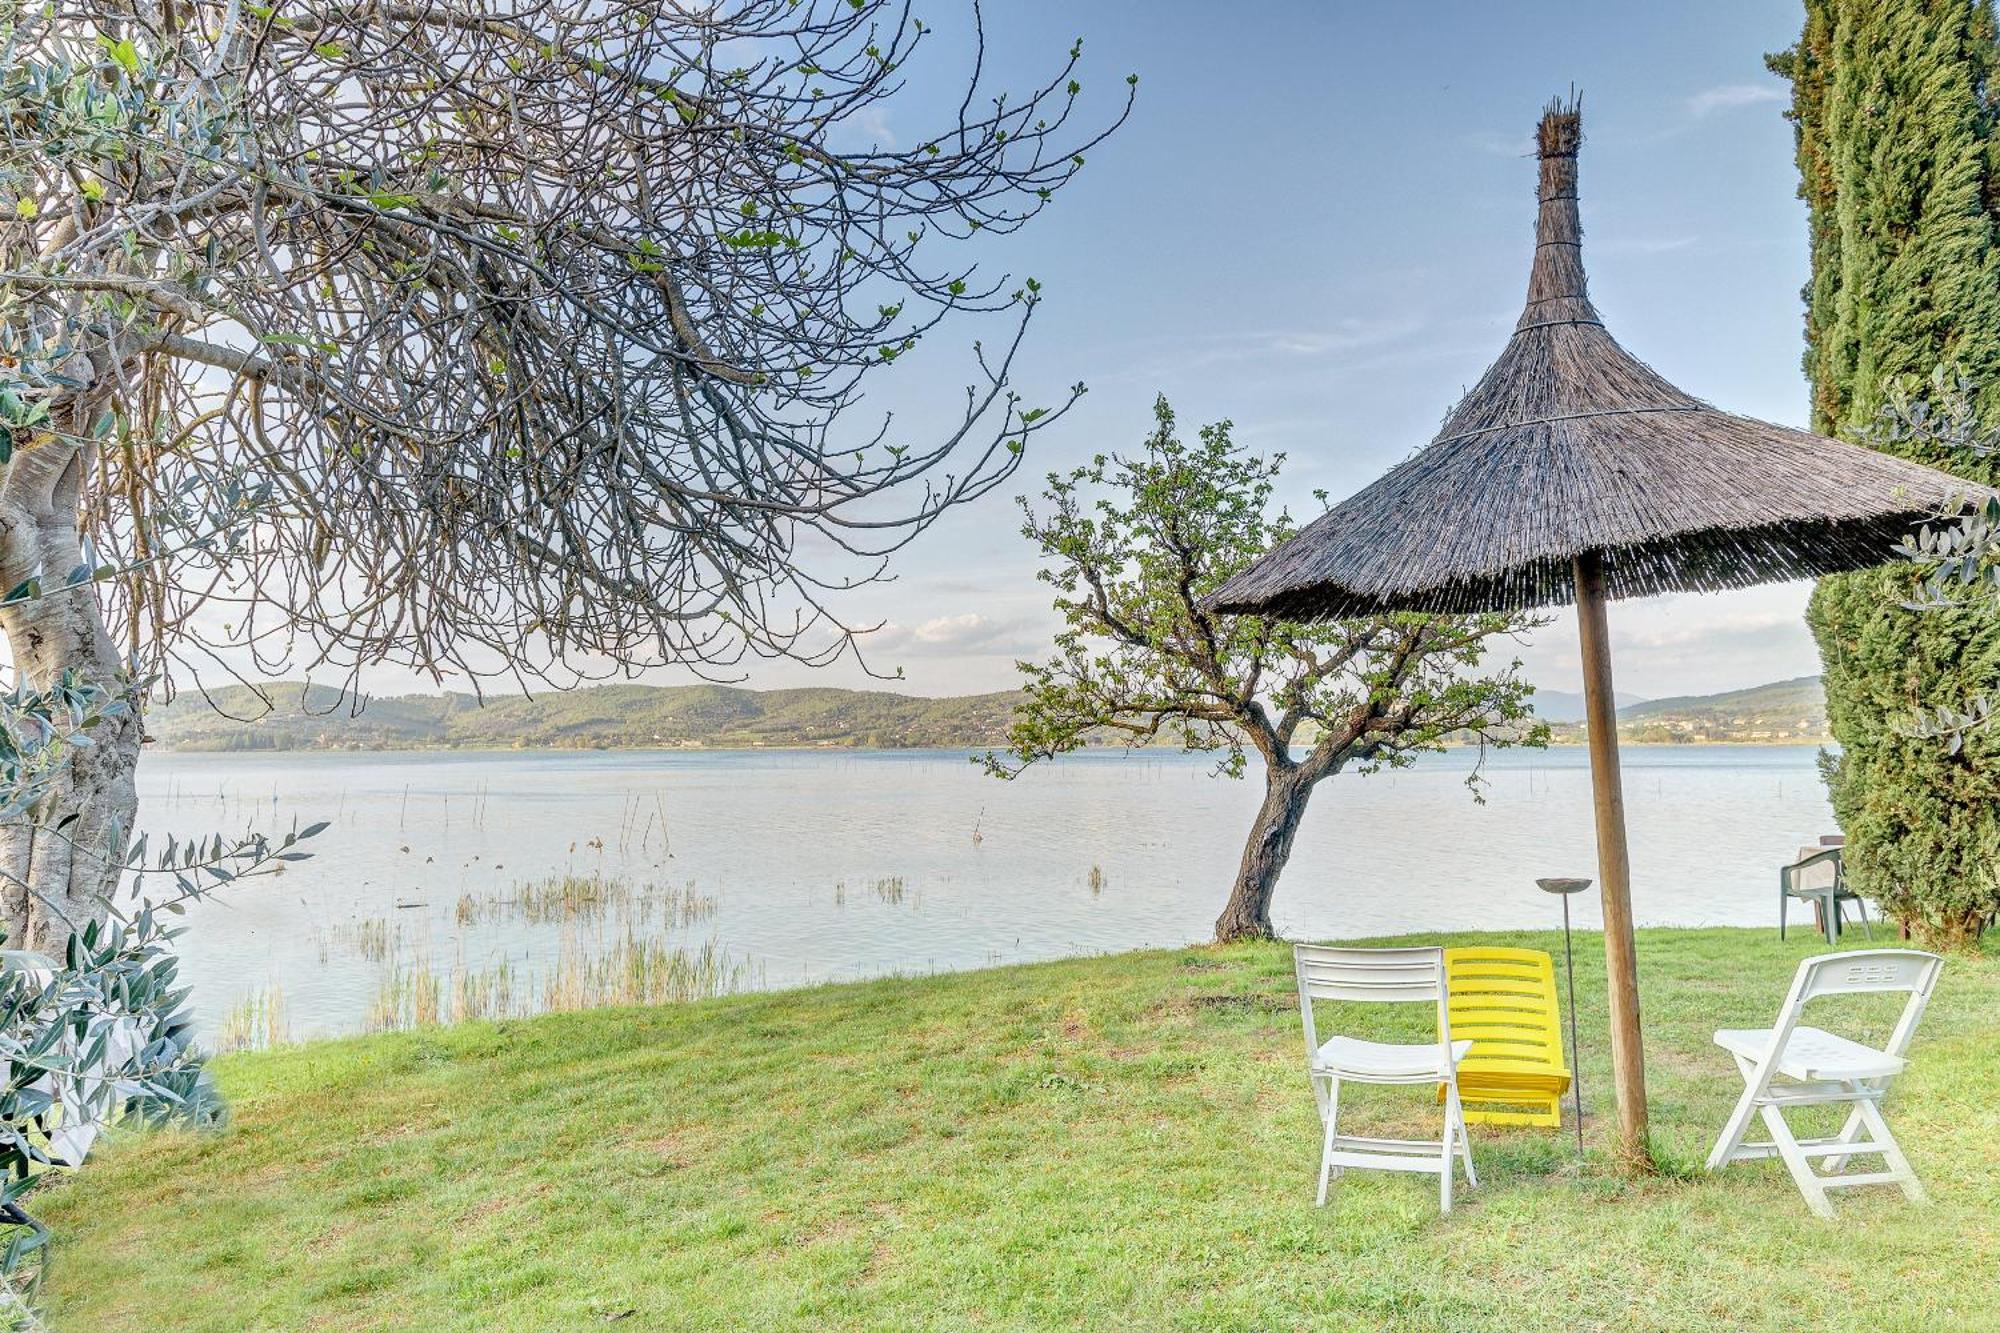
top-left (1213, 763), bottom-right (1314, 942)
top-left (0, 421), bottom-right (141, 953)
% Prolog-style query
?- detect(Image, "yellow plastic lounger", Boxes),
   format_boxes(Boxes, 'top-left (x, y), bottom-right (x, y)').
top-left (1436, 947), bottom-right (1572, 1128)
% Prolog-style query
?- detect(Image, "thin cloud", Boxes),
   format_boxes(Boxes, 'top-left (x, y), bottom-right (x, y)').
top-left (867, 613), bottom-right (1047, 658)
top-left (1125, 316), bottom-right (1430, 379)
top-left (1516, 587), bottom-right (1822, 699)
top-left (831, 105), bottom-right (897, 150)
top-left (1615, 611), bottom-right (1807, 652)
top-left (1686, 84), bottom-right (1784, 118)
top-left (1261, 321), bottom-right (1426, 357)
top-left (1584, 83), bottom-right (1788, 150)
top-left (1466, 129), bottom-right (1533, 157)
top-left (1596, 234), bottom-right (1700, 256)
top-left (853, 106), bottom-right (897, 147)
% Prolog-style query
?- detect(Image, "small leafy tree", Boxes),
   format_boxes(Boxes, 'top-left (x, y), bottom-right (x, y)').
top-left (0, 0), bottom-right (1130, 947)
top-left (986, 398), bottom-right (1544, 942)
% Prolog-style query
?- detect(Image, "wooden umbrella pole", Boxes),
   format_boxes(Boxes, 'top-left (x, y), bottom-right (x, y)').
top-left (1573, 550), bottom-right (1651, 1171)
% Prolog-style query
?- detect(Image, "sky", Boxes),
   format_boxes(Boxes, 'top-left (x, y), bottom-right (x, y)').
top-left (376, 1), bottom-right (1832, 702)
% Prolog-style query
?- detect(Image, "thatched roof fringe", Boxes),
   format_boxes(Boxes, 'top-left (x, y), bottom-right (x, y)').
top-left (1207, 97), bottom-right (1995, 622)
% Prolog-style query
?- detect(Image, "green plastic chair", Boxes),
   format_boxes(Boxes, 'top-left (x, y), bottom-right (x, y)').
top-left (1780, 841), bottom-right (1872, 946)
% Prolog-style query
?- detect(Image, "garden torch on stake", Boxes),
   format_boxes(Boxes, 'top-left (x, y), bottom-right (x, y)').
top-left (1537, 877), bottom-right (1590, 1156)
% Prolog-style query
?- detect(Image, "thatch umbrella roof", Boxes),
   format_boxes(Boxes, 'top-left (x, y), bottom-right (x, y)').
top-left (1210, 102), bottom-right (1989, 622)
top-left (1207, 97), bottom-right (1990, 1175)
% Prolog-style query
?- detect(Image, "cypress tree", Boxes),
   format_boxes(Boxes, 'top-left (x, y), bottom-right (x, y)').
top-left (1770, 0), bottom-right (2000, 944)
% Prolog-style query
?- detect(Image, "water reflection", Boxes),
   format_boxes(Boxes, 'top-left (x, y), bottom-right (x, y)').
top-left (144, 745), bottom-right (1832, 1041)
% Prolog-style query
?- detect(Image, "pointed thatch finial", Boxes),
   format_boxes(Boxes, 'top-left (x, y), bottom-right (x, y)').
top-left (1521, 93), bottom-right (1596, 330)
top-left (1535, 92), bottom-right (1583, 158)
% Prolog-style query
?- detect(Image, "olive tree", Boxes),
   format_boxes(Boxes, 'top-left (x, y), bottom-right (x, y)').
top-left (0, 1), bottom-right (1129, 946)
top-left (0, 670), bottom-right (319, 1316)
top-left (987, 397), bottom-right (1545, 942)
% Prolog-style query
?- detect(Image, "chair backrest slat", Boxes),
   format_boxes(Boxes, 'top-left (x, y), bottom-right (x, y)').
top-left (1293, 944), bottom-right (1451, 1070)
top-left (1750, 949), bottom-right (1945, 1088)
top-left (1799, 950), bottom-right (1941, 1001)
top-left (1294, 945), bottom-right (1444, 1004)
top-left (1442, 947), bottom-right (1566, 1074)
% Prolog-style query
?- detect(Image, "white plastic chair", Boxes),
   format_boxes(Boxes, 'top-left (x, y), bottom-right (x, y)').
top-left (1293, 944), bottom-right (1476, 1213)
top-left (1706, 948), bottom-right (1944, 1218)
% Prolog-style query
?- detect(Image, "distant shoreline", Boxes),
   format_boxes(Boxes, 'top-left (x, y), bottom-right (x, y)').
top-left (148, 736), bottom-right (1833, 756)
top-left (143, 677), bottom-right (1829, 753)
top-left (1532, 738), bottom-right (1830, 749)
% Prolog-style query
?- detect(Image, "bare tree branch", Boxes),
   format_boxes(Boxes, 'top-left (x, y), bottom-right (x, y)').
top-left (2, 0), bottom-right (1135, 694)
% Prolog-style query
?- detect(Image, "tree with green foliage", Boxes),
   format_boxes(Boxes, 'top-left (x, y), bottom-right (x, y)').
top-left (1771, 2), bottom-right (2000, 429)
top-left (1771, 0), bottom-right (2000, 944)
top-left (0, 1), bottom-right (1127, 949)
top-left (985, 398), bottom-right (1543, 942)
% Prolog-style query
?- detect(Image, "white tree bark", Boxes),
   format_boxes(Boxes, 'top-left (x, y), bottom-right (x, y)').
top-left (0, 406), bottom-right (140, 952)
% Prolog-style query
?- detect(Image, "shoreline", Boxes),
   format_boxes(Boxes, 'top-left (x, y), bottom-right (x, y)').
top-left (148, 736), bottom-right (1834, 757)
top-left (204, 923), bottom-right (1830, 1056)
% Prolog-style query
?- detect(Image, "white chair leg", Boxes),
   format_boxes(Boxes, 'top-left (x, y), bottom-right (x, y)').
top-left (1325, 1077), bottom-right (1341, 1179)
top-left (1446, 1081), bottom-right (1477, 1188)
top-left (1707, 1060), bottom-right (1764, 1171)
top-left (1315, 1077), bottom-right (1341, 1207)
top-left (1820, 1102), bottom-right (1868, 1174)
top-left (1856, 1098), bottom-right (1924, 1202)
top-left (1438, 1098), bottom-right (1456, 1214)
top-left (1760, 1103), bottom-right (1833, 1219)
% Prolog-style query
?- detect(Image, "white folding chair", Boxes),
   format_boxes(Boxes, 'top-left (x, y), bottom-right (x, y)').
top-left (1293, 944), bottom-right (1476, 1213)
top-left (1706, 948), bottom-right (1944, 1218)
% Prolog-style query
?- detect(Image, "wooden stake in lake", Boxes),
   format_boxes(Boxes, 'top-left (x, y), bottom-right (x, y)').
top-left (1209, 96), bottom-right (1992, 1172)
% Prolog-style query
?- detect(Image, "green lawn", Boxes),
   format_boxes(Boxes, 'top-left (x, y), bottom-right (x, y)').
top-left (33, 929), bottom-right (2000, 1331)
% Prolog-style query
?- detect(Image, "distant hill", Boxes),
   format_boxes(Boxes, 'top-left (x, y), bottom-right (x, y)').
top-left (1611, 675), bottom-right (1827, 743)
top-left (1531, 675), bottom-right (1827, 744)
top-left (147, 683), bottom-right (1023, 752)
top-left (145, 675), bottom-right (1832, 753)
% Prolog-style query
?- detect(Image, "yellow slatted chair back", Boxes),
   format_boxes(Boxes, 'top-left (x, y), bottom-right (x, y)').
top-left (1437, 947), bottom-right (1572, 1128)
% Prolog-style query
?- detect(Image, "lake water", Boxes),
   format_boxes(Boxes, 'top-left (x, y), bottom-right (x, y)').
top-left (138, 745), bottom-right (1833, 1041)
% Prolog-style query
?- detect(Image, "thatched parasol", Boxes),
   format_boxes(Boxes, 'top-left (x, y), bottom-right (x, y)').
top-left (1211, 97), bottom-right (1990, 1171)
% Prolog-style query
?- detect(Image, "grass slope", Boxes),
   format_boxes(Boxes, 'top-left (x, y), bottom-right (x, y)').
top-left (35, 929), bottom-right (1999, 1330)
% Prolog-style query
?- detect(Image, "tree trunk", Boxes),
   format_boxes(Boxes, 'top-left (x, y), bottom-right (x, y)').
top-left (0, 433), bottom-right (141, 953)
top-left (1214, 765), bottom-right (1313, 943)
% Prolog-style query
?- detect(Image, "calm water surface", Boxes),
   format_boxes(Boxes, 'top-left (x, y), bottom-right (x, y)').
top-left (139, 745), bottom-right (1832, 1040)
